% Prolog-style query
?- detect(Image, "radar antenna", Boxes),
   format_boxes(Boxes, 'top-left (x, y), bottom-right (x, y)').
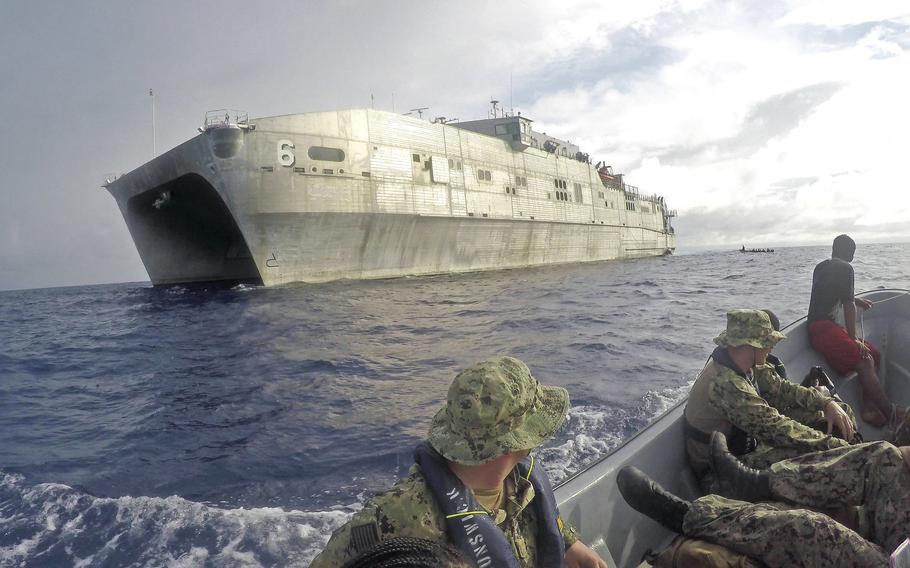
top-left (409, 107), bottom-right (429, 119)
top-left (490, 99), bottom-right (500, 118)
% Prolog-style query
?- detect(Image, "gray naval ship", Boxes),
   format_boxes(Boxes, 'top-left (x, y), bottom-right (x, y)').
top-left (104, 104), bottom-right (677, 286)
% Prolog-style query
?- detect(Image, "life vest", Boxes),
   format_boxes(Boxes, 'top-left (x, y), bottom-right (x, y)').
top-left (414, 442), bottom-right (566, 568)
top-left (684, 348), bottom-right (757, 476)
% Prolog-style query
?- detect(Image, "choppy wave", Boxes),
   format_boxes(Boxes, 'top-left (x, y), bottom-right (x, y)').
top-left (0, 472), bottom-right (353, 567)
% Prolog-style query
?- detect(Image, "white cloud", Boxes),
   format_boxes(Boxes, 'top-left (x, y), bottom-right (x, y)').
top-left (776, 0), bottom-right (910, 27)
top-left (513, 1), bottom-right (910, 246)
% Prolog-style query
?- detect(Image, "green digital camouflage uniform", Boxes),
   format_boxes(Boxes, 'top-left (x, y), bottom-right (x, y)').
top-left (710, 362), bottom-right (850, 469)
top-left (683, 441), bottom-right (909, 567)
top-left (685, 310), bottom-right (850, 476)
top-left (310, 357), bottom-right (579, 568)
top-left (309, 464), bottom-right (580, 567)
top-left (777, 397), bottom-right (857, 439)
top-left (683, 495), bottom-right (886, 567)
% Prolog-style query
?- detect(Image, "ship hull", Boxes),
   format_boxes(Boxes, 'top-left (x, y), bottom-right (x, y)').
top-left (106, 109), bottom-right (676, 286)
top-left (241, 211), bottom-right (671, 286)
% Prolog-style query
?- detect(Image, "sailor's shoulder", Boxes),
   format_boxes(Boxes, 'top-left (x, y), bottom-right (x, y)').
top-left (310, 469), bottom-right (445, 568)
top-left (709, 365), bottom-right (758, 395)
top-left (818, 257), bottom-right (853, 275)
top-left (369, 465), bottom-right (446, 530)
top-left (696, 358), bottom-right (724, 380)
top-left (752, 363), bottom-right (781, 380)
top-left (708, 362), bottom-right (743, 382)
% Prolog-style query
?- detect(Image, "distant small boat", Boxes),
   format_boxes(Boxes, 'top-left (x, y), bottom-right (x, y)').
top-left (739, 246), bottom-right (774, 253)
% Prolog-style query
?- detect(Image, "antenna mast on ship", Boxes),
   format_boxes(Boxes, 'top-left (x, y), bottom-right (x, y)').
top-left (149, 88), bottom-right (157, 157)
top-left (489, 99), bottom-right (500, 118)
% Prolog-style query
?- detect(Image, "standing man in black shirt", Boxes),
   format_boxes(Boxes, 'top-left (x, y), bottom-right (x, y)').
top-left (807, 234), bottom-right (896, 426)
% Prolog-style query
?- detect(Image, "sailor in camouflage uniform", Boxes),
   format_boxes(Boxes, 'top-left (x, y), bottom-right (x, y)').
top-left (685, 309), bottom-right (856, 480)
top-left (619, 433), bottom-right (909, 567)
top-left (310, 356), bottom-right (608, 568)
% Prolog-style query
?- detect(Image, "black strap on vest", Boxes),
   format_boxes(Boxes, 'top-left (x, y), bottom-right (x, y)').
top-left (414, 442), bottom-right (566, 568)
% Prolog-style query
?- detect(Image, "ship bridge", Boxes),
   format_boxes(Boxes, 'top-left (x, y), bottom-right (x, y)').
top-left (453, 114), bottom-right (586, 161)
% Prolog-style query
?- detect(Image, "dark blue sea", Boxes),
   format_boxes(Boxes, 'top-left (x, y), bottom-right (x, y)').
top-left (2, 244), bottom-right (908, 567)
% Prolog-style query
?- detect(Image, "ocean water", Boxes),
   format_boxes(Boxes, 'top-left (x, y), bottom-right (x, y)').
top-left (1, 243), bottom-right (908, 567)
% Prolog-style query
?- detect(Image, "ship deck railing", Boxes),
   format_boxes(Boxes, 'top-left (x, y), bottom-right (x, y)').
top-left (204, 109), bottom-right (250, 130)
top-left (600, 178), bottom-right (668, 206)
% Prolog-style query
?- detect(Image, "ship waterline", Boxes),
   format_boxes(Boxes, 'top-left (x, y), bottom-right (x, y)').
top-left (106, 108), bottom-right (676, 286)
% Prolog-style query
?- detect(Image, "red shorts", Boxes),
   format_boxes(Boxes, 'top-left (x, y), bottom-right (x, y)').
top-left (808, 319), bottom-right (881, 375)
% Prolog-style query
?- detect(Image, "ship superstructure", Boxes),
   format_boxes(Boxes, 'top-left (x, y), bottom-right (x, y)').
top-left (104, 107), bottom-right (676, 286)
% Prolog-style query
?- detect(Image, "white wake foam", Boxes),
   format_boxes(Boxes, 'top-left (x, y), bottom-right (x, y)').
top-left (0, 473), bottom-right (357, 567)
top-left (540, 384), bottom-right (691, 483)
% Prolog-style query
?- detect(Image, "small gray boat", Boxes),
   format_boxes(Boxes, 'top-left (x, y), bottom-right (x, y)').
top-left (554, 289), bottom-right (910, 567)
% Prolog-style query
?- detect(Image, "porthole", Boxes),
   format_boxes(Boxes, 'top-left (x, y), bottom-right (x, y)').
top-left (308, 146), bottom-right (345, 162)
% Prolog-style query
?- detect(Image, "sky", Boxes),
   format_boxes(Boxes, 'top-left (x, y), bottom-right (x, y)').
top-left (1, 0), bottom-right (908, 291)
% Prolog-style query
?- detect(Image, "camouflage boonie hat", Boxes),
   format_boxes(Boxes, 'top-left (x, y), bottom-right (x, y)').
top-left (713, 309), bottom-right (786, 349)
top-left (427, 357), bottom-right (570, 465)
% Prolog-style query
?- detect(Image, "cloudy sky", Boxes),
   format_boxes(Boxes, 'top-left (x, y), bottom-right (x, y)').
top-left (1, 0), bottom-right (908, 290)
